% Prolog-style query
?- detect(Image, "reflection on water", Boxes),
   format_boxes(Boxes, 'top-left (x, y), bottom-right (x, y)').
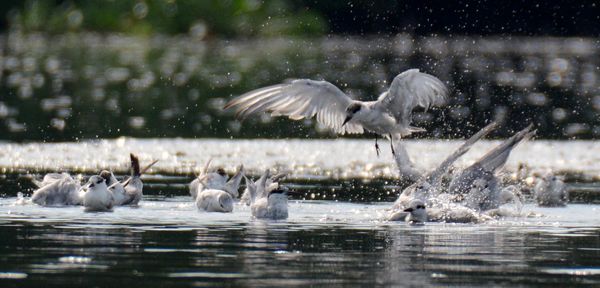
top-left (0, 198), bottom-right (599, 287)
top-left (0, 32), bottom-right (599, 141)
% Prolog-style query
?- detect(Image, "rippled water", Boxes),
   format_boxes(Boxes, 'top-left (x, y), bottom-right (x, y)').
top-left (1, 139), bottom-right (600, 286)
top-left (0, 197), bottom-right (599, 287)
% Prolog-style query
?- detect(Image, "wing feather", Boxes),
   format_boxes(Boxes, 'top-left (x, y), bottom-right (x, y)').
top-left (224, 79), bottom-right (363, 134)
top-left (375, 69), bottom-right (448, 123)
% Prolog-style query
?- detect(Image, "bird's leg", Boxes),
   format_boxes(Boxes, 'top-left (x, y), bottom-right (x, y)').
top-left (375, 136), bottom-right (381, 157)
top-left (389, 133), bottom-right (396, 155)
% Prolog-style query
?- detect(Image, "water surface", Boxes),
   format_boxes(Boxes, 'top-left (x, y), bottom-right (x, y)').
top-left (1, 33), bottom-right (598, 141)
top-left (1, 139), bottom-right (600, 286)
top-left (2, 138), bottom-right (600, 181)
top-left (0, 197), bottom-right (599, 287)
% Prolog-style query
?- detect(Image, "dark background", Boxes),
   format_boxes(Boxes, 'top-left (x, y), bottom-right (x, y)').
top-left (0, 1), bottom-right (597, 36)
top-left (301, 1), bottom-right (600, 36)
top-left (0, 0), bottom-right (598, 141)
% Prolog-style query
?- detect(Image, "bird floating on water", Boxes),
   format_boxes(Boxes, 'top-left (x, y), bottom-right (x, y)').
top-left (196, 189), bottom-right (234, 213)
top-left (240, 172), bottom-right (286, 206)
top-left (534, 173), bottom-right (568, 207)
top-left (83, 175), bottom-right (114, 212)
top-left (189, 159), bottom-right (244, 200)
top-left (100, 154), bottom-right (158, 206)
top-left (402, 199), bottom-right (427, 223)
top-left (250, 169), bottom-right (289, 220)
top-left (31, 173), bottom-right (84, 206)
top-left (190, 159), bottom-right (243, 213)
top-left (387, 122), bottom-right (532, 223)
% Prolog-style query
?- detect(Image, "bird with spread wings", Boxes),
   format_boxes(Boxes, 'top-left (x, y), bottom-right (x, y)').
top-left (224, 69), bottom-right (448, 155)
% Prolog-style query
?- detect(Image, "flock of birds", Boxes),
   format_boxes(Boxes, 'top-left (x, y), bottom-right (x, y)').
top-left (28, 69), bottom-right (569, 222)
top-left (29, 153), bottom-right (290, 219)
top-left (31, 154), bottom-right (156, 212)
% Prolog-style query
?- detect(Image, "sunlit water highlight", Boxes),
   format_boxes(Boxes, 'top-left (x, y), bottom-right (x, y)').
top-left (1, 139), bottom-right (600, 286)
top-left (1, 138), bottom-right (600, 180)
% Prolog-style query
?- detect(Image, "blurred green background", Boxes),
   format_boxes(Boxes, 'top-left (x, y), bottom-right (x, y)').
top-left (0, 0), bottom-right (598, 141)
top-left (1, 0), bottom-right (327, 36)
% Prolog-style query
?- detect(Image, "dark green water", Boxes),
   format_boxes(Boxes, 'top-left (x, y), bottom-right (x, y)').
top-left (1, 173), bottom-right (600, 287)
top-left (0, 200), bottom-right (599, 287)
top-left (0, 33), bottom-right (598, 141)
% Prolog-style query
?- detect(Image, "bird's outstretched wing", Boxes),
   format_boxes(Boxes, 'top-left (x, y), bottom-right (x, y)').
top-left (425, 121), bottom-right (498, 184)
top-left (375, 69), bottom-right (448, 126)
top-left (448, 123), bottom-right (535, 195)
top-left (224, 79), bottom-right (364, 134)
top-left (473, 123), bottom-right (535, 173)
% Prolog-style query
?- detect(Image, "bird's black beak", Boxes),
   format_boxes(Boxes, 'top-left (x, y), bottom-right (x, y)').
top-left (342, 116), bottom-right (352, 126)
top-left (403, 208), bottom-right (413, 212)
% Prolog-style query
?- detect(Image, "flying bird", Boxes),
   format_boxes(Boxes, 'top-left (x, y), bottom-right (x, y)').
top-left (224, 69), bottom-right (448, 155)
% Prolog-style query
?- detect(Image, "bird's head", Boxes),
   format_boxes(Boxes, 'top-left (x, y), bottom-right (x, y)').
top-left (403, 199), bottom-right (427, 223)
top-left (216, 168), bottom-right (227, 177)
top-left (217, 193), bottom-right (234, 212)
top-left (269, 187), bottom-right (288, 196)
top-left (268, 186), bottom-right (290, 203)
top-left (343, 102), bottom-right (363, 126)
top-left (542, 172), bottom-right (561, 183)
top-left (87, 175), bottom-right (106, 189)
top-left (470, 178), bottom-right (489, 193)
top-left (99, 170), bottom-right (112, 183)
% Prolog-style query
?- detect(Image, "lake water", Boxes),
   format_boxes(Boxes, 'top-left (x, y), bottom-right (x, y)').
top-left (0, 199), bottom-right (599, 287)
top-left (1, 33), bottom-right (599, 141)
top-left (1, 139), bottom-right (600, 286)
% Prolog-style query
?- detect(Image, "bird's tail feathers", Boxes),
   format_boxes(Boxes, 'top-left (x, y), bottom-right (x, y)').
top-left (120, 177), bottom-right (132, 188)
top-left (140, 159), bottom-right (159, 175)
top-left (243, 174), bottom-right (254, 186)
top-left (392, 140), bottom-right (423, 181)
top-left (130, 153), bottom-right (141, 177)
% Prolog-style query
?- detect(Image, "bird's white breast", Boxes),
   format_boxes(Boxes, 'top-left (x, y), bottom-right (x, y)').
top-left (84, 186), bottom-right (113, 211)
